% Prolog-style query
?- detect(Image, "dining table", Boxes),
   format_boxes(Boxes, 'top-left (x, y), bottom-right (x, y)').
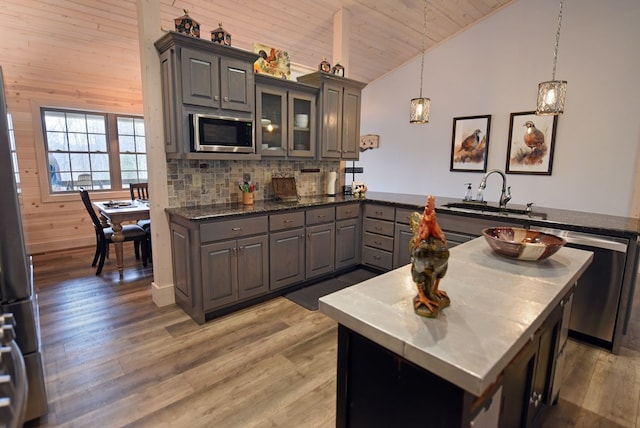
top-left (94, 199), bottom-right (150, 279)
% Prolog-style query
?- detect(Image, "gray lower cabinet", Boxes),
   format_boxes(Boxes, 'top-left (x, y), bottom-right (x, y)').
top-left (394, 208), bottom-right (415, 268)
top-left (362, 203), bottom-right (395, 271)
top-left (336, 203), bottom-right (361, 270)
top-left (270, 210), bottom-right (306, 290)
top-left (201, 235), bottom-right (269, 311)
top-left (306, 207), bottom-right (336, 279)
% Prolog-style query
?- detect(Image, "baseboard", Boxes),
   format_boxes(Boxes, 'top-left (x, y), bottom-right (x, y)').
top-left (151, 281), bottom-right (175, 307)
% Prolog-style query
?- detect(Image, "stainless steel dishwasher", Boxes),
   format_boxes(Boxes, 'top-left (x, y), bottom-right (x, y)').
top-left (533, 227), bottom-right (628, 349)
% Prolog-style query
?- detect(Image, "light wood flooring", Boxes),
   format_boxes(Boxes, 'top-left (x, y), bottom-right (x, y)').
top-left (26, 246), bottom-right (640, 427)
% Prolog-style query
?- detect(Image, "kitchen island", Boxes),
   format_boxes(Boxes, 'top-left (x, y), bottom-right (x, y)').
top-left (319, 236), bottom-right (593, 427)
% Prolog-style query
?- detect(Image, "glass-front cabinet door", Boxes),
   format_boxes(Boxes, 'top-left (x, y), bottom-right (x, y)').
top-left (256, 77), bottom-right (316, 158)
top-left (288, 92), bottom-right (315, 157)
top-left (256, 85), bottom-right (287, 156)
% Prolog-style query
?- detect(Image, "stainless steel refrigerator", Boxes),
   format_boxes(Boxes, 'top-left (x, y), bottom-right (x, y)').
top-left (0, 66), bottom-right (48, 421)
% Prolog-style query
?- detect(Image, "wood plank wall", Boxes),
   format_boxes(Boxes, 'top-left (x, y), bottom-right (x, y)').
top-left (0, 0), bottom-right (144, 254)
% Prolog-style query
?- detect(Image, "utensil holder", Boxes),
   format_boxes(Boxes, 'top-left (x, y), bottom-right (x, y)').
top-left (242, 192), bottom-right (254, 205)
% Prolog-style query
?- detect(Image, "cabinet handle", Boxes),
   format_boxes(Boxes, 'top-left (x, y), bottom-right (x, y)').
top-left (299, 235), bottom-right (304, 239)
top-left (375, 226), bottom-right (382, 231)
top-left (375, 211), bottom-right (383, 215)
top-left (345, 210), bottom-right (352, 214)
top-left (223, 96), bottom-right (229, 102)
top-left (284, 219), bottom-right (293, 223)
top-left (317, 214), bottom-right (326, 218)
top-left (374, 240), bottom-right (382, 245)
top-left (373, 255), bottom-right (381, 260)
top-left (232, 227), bottom-right (243, 231)
top-left (308, 233), bottom-right (312, 238)
top-left (214, 95), bottom-right (220, 101)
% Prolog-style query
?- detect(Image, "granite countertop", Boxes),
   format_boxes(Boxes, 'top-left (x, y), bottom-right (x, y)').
top-left (318, 237), bottom-right (594, 396)
top-left (165, 191), bottom-right (640, 237)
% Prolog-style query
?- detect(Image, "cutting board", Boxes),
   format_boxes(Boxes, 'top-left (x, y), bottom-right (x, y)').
top-left (272, 177), bottom-right (298, 202)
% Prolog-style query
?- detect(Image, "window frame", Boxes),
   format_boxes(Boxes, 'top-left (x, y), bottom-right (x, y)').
top-left (33, 103), bottom-right (149, 203)
top-left (34, 104), bottom-right (146, 201)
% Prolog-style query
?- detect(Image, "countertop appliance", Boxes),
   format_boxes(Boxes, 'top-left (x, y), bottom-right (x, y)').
top-left (0, 66), bottom-right (49, 422)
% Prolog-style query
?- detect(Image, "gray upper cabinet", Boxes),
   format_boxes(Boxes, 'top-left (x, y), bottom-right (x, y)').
top-left (297, 72), bottom-right (366, 160)
top-left (155, 32), bottom-right (259, 159)
top-left (255, 74), bottom-right (317, 158)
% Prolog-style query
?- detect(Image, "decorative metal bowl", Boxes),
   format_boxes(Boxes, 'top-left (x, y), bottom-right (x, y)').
top-left (482, 227), bottom-right (566, 261)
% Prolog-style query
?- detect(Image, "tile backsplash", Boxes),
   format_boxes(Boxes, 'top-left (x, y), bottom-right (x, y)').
top-left (167, 159), bottom-right (341, 207)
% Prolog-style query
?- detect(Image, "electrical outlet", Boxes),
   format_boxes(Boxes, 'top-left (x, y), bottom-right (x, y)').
top-left (243, 173), bottom-right (251, 182)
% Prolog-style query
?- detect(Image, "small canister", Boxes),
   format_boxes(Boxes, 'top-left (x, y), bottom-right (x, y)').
top-left (211, 23), bottom-right (232, 46)
top-left (331, 62), bottom-right (345, 77)
top-left (319, 58), bottom-right (331, 73)
top-left (174, 9), bottom-right (200, 38)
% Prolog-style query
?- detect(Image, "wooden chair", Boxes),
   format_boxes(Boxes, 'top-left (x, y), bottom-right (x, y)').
top-left (80, 189), bottom-right (149, 275)
top-left (129, 182), bottom-right (149, 201)
top-left (129, 182), bottom-right (152, 260)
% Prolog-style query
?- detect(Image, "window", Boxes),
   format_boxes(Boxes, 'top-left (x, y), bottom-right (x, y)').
top-left (42, 108), bottom-right (146, 193)
top-left (117, 116), bottom-right (148, 186)
top-left (8, 113), bottom-right (21, 193)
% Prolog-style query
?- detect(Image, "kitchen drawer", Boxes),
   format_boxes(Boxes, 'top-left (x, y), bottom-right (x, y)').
top-left (270, 211), bottom-right (305, 231)
top-left (364, 218), bottom-right (394, 237)
top-left (395, 208), bottom-right (416, 225)
top-left (306, 206), bottom-right (335, 225)
top-left (362, 246), bottom-right (393, 271)
top-left (364, 232), bottom-right (394, 252)
top-left (200, 216), bottom-right (268, 242)
top-left (336, 203), bottom-right (360, 220)
top-left (364, 204), bottom-right (395, 221)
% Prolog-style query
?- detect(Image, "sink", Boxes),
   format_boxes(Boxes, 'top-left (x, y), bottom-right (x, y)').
top-left (441, 202), bottom-right (547, 220)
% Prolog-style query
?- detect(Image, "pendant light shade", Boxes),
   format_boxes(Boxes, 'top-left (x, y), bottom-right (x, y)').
top-left (536, 80), bottom-right (567, 115)
top-left (536, 0), bottom-right (567, 116)
top-left (410, 97), bottom-right (430, 124)
top-left (410, 0), bottom-right (430, 124)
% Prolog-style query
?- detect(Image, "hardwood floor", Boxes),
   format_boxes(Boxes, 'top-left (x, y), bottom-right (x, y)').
top-left (26, 246), bottom-right (640, 427)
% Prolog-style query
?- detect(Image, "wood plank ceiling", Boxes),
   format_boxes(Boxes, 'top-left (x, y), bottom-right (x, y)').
top-left (161, 0), bottom-right (516, 83)
top-left (1, 0), bottom-right (515, 85)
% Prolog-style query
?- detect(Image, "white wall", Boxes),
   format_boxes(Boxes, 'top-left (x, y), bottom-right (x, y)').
top-left (358, 0), bottom-right (640, 216)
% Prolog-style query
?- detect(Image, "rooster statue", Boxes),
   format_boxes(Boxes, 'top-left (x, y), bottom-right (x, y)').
top-left (409, 195), bottom-right (450, 318)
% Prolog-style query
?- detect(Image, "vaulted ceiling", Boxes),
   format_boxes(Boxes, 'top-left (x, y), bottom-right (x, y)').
top-left (0, 0), bottom-right (515, 89)
top-left (160, 0), bottom-right (515, 83)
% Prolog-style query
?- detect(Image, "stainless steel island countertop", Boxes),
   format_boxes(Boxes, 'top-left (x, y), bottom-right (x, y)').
top-left (319, 237), bottom-right (593, 396)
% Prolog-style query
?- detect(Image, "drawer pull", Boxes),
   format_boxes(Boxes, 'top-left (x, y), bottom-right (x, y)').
top-left (373, 255), bottom-right (381, 260)
top-left (284, 219), bottom-right (293, 223)
top-left (375, 226), bottom-right (382, 231)
top-left (232, 227), bottom-right (243, 231)
top-left (345, 210), bottom-right (352, 214)
top-left (374, 240), bottom-right (382, 245)
top-left (317, 214), bottom-right (326, 218)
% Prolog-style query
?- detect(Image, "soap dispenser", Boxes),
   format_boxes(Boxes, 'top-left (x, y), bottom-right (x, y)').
top-left (463, 183), bottom-right (473, 201)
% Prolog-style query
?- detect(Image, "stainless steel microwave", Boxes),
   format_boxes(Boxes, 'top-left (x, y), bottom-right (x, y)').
top-left (190, 114), bottom-right (255, 153)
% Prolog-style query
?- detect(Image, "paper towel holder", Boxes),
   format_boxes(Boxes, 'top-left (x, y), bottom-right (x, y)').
top-left (326, 171), bottom-right (337, 196)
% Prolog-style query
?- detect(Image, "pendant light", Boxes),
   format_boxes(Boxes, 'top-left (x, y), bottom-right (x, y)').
top-left (536, 0), bottom-right (567, 115)
top-left (410, 0), bottom-right (430, 124)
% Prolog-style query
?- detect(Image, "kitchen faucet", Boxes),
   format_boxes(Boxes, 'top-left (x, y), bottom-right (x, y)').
top-left (478, 169), bottom-right (511, 208)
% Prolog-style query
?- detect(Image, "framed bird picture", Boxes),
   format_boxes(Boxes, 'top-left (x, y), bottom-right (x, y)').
top-left (506, 111), bottom-right (558, 175)
top-left (450, 115), bottom-right (491, 172)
